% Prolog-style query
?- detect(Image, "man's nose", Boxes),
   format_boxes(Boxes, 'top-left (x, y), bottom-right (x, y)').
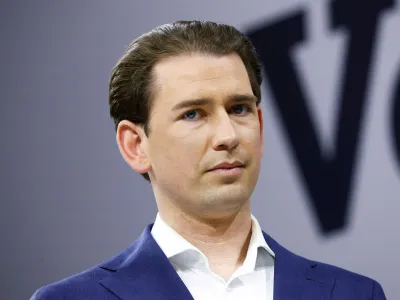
top-left (211, 112), bottom-right (239, 151)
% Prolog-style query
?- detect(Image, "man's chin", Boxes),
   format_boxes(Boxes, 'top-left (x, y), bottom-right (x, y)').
top-left (200, 188), bottom-right (250, 211)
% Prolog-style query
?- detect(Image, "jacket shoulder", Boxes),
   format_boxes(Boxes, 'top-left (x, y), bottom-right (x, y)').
top-left (312, 260), bottom-right (386, 299)
top-left (30, 232), bottom-right (145, 299)
top-left (30, 264), bottom-right (110, 300)
top-left (288, 246), bottom-right (385, 298)
top-left (264, 233), bottom-right (385, 299)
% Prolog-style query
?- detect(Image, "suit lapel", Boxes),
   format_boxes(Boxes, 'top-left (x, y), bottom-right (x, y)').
top-left (301, 266), bottom-right (336, 300)
top-left (263, 232), bottom-right (336, 300)
top-left (99, 225), bottom-right (193, 300)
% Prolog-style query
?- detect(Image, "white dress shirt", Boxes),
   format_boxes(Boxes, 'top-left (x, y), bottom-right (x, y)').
top-left (151, 213), bottom-right (275, 300)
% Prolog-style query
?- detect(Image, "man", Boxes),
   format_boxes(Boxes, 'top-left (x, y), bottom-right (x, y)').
top-left (31, 20), bottom-right (386, 299)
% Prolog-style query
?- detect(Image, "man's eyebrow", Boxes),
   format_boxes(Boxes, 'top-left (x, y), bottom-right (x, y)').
top-left (172, 98), bottom-right (212, 111)
top-left (227, 94), bottom-right (258, 103)
top-left (171, 94), bottom-right (258, 111)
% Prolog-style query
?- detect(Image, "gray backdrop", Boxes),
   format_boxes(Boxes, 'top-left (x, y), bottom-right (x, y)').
top-left (1, 1), bottom-right (398, 299)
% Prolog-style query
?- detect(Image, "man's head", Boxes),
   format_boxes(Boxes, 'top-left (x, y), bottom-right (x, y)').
top-left (109, 20), bottom-right (263, 219)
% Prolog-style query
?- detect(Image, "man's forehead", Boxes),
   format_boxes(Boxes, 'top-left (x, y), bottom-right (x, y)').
top-left (153, 53), bottom-right (245, 81)
top-left (151, 53), bottom-right (251, 103)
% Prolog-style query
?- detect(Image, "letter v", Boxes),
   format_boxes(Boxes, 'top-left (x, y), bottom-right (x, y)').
top-left (247, 0), bottom-right (394, 234)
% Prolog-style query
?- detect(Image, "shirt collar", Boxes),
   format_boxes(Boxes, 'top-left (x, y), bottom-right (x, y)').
top-left (151, 213), bottom-right (200, 259)
top-left (151, 213), bottom-right (275, 270)
top-left (239, 214), bottom-right (275, 275)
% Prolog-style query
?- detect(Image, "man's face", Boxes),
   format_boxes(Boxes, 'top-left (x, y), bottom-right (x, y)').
top-left (145, 53), bottom-right (263, 218)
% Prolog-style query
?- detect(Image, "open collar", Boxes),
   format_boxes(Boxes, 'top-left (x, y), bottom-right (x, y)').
top-left (99, 224), bottom-right (335, 300)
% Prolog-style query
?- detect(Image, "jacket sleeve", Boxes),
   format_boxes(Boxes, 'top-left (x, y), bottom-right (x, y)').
top-left (372, 280), bottom-right (386, 300)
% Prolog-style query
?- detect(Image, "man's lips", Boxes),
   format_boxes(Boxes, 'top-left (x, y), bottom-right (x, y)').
top-left (207, 161), bottom-right (244, 172)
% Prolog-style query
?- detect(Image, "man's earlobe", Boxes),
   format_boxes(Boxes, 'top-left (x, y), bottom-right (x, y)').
top-left (116, 120), bottom-right (151, 174)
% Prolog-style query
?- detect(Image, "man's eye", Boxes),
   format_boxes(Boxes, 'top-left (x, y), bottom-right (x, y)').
top-left (183, 110), bottom-right (200, 120)
top-left (231, 104), bottom-right (251, 115)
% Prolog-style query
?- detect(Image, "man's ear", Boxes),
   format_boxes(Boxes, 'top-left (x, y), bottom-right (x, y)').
top-left (116, 120), bottom-right (151, 174)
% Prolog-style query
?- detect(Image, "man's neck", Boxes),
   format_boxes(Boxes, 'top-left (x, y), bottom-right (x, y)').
top-left (159, 206), bottom-right (253, 280)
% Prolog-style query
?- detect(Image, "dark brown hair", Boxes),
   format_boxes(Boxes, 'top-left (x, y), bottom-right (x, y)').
top-left (109, 20), bottom-right (263, 181)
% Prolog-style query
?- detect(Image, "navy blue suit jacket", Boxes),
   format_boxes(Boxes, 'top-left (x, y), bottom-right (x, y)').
top-left (31, 224), bottom-right (386, 299)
